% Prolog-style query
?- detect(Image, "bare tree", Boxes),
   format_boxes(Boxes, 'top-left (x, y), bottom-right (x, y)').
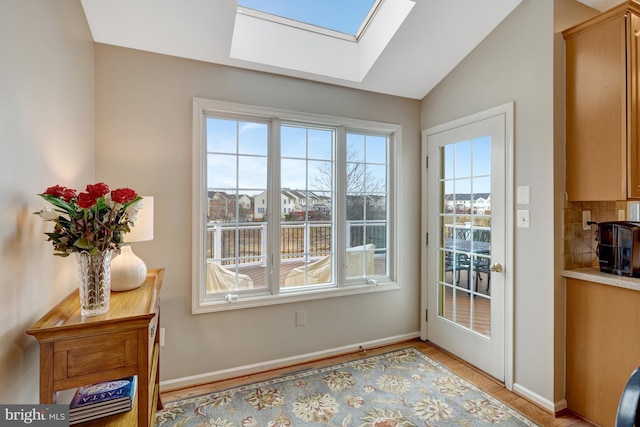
top-left (311, 150), bottom-right (386, 221)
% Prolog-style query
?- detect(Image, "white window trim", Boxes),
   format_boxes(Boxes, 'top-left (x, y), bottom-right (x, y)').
top-left (192, 98), bottom-right (402, 314)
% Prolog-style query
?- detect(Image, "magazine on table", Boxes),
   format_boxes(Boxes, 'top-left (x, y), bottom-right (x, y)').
top-left (68, 375), bottom-right (137, 422)
top-left (69, 402), bottom-right (131, 425)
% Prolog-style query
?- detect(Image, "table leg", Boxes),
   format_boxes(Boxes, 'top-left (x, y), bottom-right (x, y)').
top-left (39, 343), bottom-right (56, 404)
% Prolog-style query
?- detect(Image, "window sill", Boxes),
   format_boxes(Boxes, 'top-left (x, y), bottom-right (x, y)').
top-left (192, 280), bottom-right (400, 314)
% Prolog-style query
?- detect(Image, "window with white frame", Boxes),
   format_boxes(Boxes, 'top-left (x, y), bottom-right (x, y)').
top-left (192, 99), bottom-right (401, 312)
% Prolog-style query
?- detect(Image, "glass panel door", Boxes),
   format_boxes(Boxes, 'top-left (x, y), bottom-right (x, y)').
top-left (439, 136), bottom-right (491, 336)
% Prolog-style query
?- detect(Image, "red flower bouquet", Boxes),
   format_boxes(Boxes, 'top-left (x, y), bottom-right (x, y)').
top-left (35, 183), bottom-right (143, 256)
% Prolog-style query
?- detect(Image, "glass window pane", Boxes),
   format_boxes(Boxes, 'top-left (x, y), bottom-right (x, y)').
top-left (311, 191), bottom-right (332, 221)
top-left (346, 162), bottom-right (365, 193)
top-left (280, 125), bottom-right (334, 288)
top-left (308, 128), bottom-right (332, 160)
top-left (347, 133), bottom-right (365, 162)
top-left (455, 140), bottom-right (472, 178)
top-left (282, 158), bottom-right (307, 189)
top-left (309, 160), bottom-right (332, 192)
top-left (365, 164), bottom-right (386, 193)
top-left (438, 136), bottom-right (492, 336)
top-left (472, 135), bottom-right (491, 176)
top-left (366, 135), bottom-right (387, 163)
top-left (237, 0), bottom-right (378, 37)
top-left (238, 122), bottom-right (268, 155)
top-left (347, 195), bottom-right (364, 221)
top-left (206, 117), bottom-right (268, 294)
top-left (366, 195), bottom-right (386, 220)
top-left (207, 154), bottom-right (236, 189)
top-left (345, 130), bottom-right (389, 282)
top-left (207, 118), bottom-right (236, 153)
top-left (281, 126), bottom-right (307, 158)
top-left (238, 155), bottom-right (268, 189)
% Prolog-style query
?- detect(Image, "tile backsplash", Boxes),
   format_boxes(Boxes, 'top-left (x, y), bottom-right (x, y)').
top-left (563, 201), bottom-right (628, 270)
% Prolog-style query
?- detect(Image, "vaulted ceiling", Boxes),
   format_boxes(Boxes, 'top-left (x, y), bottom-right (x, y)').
top-left (80, 0), bottom-right (607, 100)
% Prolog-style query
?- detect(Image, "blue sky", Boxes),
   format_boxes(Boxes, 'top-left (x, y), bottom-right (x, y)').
top-left (206, 118), bottom-right (387, 195)
top-left (237, 0), bottom-right (378, 35)
top-left (442, 136), bottom-right (491, 195)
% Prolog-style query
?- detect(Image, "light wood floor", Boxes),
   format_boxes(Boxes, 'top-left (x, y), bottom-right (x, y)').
top-left (160, 339), bottom-right (595, 427)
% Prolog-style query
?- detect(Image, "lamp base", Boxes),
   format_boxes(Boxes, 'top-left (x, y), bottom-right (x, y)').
top-left (110, 245), bottom-right (147, 291)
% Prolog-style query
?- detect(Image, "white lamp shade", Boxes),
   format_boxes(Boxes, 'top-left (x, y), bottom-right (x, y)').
top-left (125, 196), bottom-right (154, 242)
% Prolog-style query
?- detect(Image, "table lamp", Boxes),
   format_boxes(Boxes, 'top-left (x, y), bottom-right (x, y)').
top-left (111, 196), bottom-right (154, 291)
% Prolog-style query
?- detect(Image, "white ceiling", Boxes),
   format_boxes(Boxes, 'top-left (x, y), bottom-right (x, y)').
top-left (576, 0), bottom-right (623, 11)
top-left (81, 0), bottom-right (525, 100)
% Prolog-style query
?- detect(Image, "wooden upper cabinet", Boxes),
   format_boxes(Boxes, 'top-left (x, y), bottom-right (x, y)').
top-left (563, 1), bottom-right (640, 201)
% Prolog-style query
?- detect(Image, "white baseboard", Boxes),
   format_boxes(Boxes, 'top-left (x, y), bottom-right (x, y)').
top-left (512, 382), bottom-right (565, 414)
top-left (160, 332), bottom-right (421, 392)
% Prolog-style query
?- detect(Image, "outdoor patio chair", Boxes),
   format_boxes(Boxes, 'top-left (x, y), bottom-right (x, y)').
top-left (474, 256), bottom-right (491, 293)
top-left (444, 251), bottom-right (471, 288)
top-left (206, 262), bottom-right (254, 293)
top-left (285, 244), bottom-right (375, 286)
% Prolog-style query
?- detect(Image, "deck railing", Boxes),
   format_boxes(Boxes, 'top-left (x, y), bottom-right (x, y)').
top-left (206, 221), bottom-right (386, 265)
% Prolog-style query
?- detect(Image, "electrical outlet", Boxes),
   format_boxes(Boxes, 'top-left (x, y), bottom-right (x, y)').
top-left (160, 328), bottom-right (165, 347)
top-left (582, 210), bottom-right (591, 230)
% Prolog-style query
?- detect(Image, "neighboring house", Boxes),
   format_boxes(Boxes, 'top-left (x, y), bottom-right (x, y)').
top-left (252, 191), bottom-right (268, 220)
top-left (208, 192), bottom-right (254, 222)
top-left (443, 193), bottom-right (491, 214)
top-left (253, 189), bottom-right (329, 220)
top-left (208, 191), bottom-right (237, 222)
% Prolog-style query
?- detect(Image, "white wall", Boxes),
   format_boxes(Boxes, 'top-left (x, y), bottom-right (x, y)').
top-left (0, 0), bottom-right (94, 403)
top-left (93, 44), bottom-right (422, 384)
top-left (421, 0), bottom-right (558, 408)
top-left (0, 0), bottom-right (599, 409)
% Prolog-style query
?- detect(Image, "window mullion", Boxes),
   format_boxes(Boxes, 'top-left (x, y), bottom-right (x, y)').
top-left (335, 126), bottom-right (347, 286)
top-left (269, 118), bottom-right (282, 294)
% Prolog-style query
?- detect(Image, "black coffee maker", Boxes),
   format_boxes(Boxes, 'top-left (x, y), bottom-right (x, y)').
top-left (597, 221), bottom-right (640, 277)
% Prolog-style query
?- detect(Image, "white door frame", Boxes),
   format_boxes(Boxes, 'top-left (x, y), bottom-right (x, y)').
top-left (420, 102), bottom-right (515, 389)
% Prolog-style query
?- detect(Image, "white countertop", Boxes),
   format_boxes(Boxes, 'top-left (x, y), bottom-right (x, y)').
top-left (562, 267), bottom-right (640, 291)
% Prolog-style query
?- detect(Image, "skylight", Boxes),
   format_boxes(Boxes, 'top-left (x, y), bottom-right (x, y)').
top-left (237, 0), bottom-right (381, 39)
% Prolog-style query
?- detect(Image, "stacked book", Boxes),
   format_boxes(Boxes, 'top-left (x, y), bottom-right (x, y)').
top-left (68, 376), bottom-right (137, 425)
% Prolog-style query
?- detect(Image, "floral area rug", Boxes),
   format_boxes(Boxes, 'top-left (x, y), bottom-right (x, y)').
top-left (155, 347), bottom-right (539, 427)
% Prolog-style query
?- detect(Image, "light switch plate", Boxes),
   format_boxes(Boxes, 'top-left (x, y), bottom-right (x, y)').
top-left (517, 186), bottom-right (530, 204)
top-left (517, 209), bottom-right (530, 228)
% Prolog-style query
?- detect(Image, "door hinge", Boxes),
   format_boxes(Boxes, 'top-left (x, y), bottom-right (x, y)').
top-left (425, 232), bottom-right (429, 246)
top-left (425, 309), bottom-right (428, 322)
top-left (425, 156), bottom-right (429, 169)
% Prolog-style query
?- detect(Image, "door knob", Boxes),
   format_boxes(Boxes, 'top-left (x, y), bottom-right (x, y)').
top-left (490, 263), bottom-right (503, 272)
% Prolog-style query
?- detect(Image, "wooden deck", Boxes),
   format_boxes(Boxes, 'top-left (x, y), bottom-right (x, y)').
top-left (231, 259), bottom-right (492, 337)
top-left (442, 270), bottom-right (491, 336)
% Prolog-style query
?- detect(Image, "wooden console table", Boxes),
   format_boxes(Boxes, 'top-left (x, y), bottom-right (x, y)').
top-left (27, 268), bottom-right (164, 427)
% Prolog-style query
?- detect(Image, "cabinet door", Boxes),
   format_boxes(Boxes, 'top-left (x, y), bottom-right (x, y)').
top-left (566, 278), bottom-right (640, 426)
top-left (629, 13), bottom-right (640, 198)
top-left (566, 14), bottom-right (627, 201)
